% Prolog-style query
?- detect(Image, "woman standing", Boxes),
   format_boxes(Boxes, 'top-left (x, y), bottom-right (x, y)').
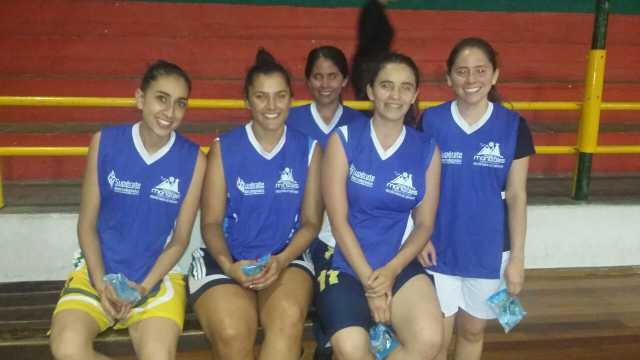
top-left (419, 37), bottom-right (535, 360)
top-left (318, 52), bottom-right (443, 360)
top-left (188, 49), bottom-right (322, 360)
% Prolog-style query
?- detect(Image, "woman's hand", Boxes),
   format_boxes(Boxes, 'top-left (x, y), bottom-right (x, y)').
top-left (223, 260), bottom-right (259, 288)
top-left (366, 292), bottom-right (392, 324)
top-left (505, 256), bottom-right (525, 296)
top-left (250, 255), bottom-right (285, 291)
top-left (96, 280), bottom-right (127, 320)
top-left (418, 241), bottom-right (437, 267)
top-left (364, 264), bottom-right (398, 298)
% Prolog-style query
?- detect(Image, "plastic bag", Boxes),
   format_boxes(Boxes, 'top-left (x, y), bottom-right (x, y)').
top-left (241, 254), bottom-right (271, 276)
top-left (103, 273), bottom-right (142, 303)
top-left (369, 323), bottom-right (399, 360)
top-left (487, 288), bottom-right (527, 333)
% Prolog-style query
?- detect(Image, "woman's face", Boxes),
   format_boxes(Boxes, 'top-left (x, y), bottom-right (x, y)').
top-left (306, 56), bottom-right (348, 107)
top-left (367, 62), bottom-right (418, 123)
top-left (447, 47), bottom-right (500, 107)
top-left (247, 72), bottom-right (292, 132)
top-left (135, 74), bottom-right (189, 139)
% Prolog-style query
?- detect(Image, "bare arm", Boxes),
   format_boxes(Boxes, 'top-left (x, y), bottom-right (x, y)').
top-left (138, 149), bottom-right (206, 294)
top-left (322, 133), bottom-right (373, 283)
top-left (504, 156), bottom-right (530, 296)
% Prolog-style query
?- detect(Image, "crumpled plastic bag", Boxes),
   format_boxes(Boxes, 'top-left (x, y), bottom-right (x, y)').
top-left (241, 254), bottom-right (271, 276)
top-left (369, 323), bottom-right (399, 360)
top-left (487, 288), bottom-right (527, 333)
top-left (103, 273), bottom-right (142, 303)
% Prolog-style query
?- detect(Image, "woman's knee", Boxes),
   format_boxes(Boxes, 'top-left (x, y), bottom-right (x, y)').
top-left (456, 314), bottom-right (487, 344)
top-left (49, 330), bottom-right (93, 360)
top-left (261, 299), bottom-right (308, 335)
top-left (331, 328), bottom-right (371, 360)
top-left (136, 342), bottom-right (177, 360)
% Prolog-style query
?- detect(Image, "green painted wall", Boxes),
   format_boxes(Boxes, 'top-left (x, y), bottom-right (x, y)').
top-left (141, 0), bottom-right (639, 14)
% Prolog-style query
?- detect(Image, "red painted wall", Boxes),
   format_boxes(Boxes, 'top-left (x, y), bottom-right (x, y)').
top-left (1, 0), bottom-right (639, 179)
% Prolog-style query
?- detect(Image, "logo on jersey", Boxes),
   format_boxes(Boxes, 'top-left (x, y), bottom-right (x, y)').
top-left (275, 167), bottom-right (300, 194)
top-left (349, 164), bottom-right (375, 188)
top-left (473, 142), bottom-right (505, 168)
top-left (385, 172), bottom-right (418, 200)
top-left (441, 151), bottom-right (463, 165)
top-left (150, 176), bottom-right (181, 204)
top-left (107, 170), bottom-right (141, 196)
top-left (236, 177), bottom-right (265, 196)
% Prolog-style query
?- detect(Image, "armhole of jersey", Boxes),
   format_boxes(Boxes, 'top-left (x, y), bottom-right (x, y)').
top-left (308, 138), bottom-right (318, 166)
top-left (336, 125), bottom-right (350, 162)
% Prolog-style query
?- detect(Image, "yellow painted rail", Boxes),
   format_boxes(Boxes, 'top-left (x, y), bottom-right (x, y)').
top-left (2, 96), bottom-right (638, 112)
top-left (1, 96), bottom-right (640, 208)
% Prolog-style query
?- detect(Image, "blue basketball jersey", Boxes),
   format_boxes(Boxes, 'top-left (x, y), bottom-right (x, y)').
top-left (331, 120), bottom-right (436, 276)
top-left (288, 102), bottom-right (366, 248)
top-left (96, 123), bottom-right (199, 283)
top-left (287, 103), bottom-right (366, 148)
top-left (421, 101), bottom-right (519, 279)
top-left (220, 123), bottom-right (315, 260)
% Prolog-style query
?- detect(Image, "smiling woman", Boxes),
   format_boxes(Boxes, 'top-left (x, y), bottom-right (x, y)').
top-left (188, 49), bottom-right (323, 360)
top-left (316, 52), bottom-right (443, 359)
top-left (48, 60), bottom-right (206, 360)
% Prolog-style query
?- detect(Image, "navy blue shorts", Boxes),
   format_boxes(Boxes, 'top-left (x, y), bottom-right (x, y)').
top-left (187, 247), bottom-right (314, 304)
top-left (315, 260), bottom-right (431, 343)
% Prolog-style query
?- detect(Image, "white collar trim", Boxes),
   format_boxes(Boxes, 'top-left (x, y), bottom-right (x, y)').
top-left (246, 122), bottom-right (286, 160)
top-left (370, 120), bottom-right (405, 160)
top-left (310, 102), bottom-right (343, 134)
top-left (451, 100), bottom-right (493, 135)
top-left (132, 122), bottom-right (175, 165)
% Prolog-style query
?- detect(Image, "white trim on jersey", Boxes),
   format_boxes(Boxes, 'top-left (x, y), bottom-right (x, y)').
top-left (338, 125), bottom-right (349, 141)
top-left (400, 213), bottom-right (414, 245)
top-left (132, 122), bottom-right (176, 165)
top-left (370, 121), bottom-right (405, 160)
top-left (450, 101), bottom-right (494, 135)
top-left (308, 140), bottom-right (318, 166)
top-left (245, 122), bottom-right (287, 160)
top-left (310, 102), bottom-right (343, 134)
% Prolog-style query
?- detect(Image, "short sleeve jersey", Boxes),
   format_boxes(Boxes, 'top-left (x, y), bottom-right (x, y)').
top-left (219, 123), bottom-right (315, 260)
top-left (331, 120), bottom-right (436, 276)
top-left (97, 123), bottom-right (199, 283)
top-left (421, 101), bottom-right (535, 279)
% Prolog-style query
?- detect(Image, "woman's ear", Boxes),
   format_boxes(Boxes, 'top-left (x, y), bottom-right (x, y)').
top-left (135, 89), bottom-right (144, 110)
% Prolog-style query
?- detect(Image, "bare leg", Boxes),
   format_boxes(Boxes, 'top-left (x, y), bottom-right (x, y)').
top-left (128, 317), bottom-right (181, 360)
top-left (434, 314), bottom-right (455, 360)
top-left (387, 274), bottom-right (443, 360)
top-left (193, 284), bottom-right (258, 360)
top-left (453, 310), bottom-right (487, 360)
top-left (331, 326), bottom-right (374, 360)
top-left (49, 309), bottom-right (110, 360)
top-left (257, 267), bottom-right (312, 360)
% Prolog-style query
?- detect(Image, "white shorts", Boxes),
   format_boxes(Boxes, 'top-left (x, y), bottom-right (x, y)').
top-left (428, 251), bottom-right (510, 319)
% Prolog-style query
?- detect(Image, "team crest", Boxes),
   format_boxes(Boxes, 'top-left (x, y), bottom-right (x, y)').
top-left (385, 171), bottom-right (418, 200)
top-left (275, 167), bottom-right (300, 194)
top-left (473, 142), bottom-right (505, 168)
top-left (150, 176), bottom-right (181, 204)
